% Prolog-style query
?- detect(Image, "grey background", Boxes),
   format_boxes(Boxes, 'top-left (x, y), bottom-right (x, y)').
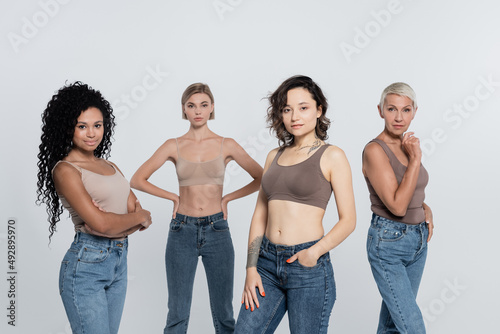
top-left (1, 0), bottom-right (499, 333)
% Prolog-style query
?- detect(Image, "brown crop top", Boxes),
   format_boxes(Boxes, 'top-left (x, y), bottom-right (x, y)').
top-left (261, 145), bottom-right (332, 210)
top-left (364, 139), bottom-right (429, 225)
top-left (175, 138), bottom-right (225, 186)
top-left (53, 160), bottom-right (130, 236)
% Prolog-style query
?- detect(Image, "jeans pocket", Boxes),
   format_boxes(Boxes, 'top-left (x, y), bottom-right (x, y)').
top-left (169, 218), bottom-right (184, 232)
top-left (210, 218), bottom-right (229, 232)
top-left (296, 253), bottom-right (324, 270)
top-left (78, 244), bottom-right (110, 263)
top-left (379, 226), bottom-right (405, 242)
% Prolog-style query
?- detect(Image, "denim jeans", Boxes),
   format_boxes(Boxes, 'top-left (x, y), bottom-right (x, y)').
top-left (59, 232), bottom-right (128, 334)
top-left (164, 212), bottom-right (235, 334)
top-left (235, 235), bottom-right (336, 334)
top-left (367, 213), bottom-right (428, 334)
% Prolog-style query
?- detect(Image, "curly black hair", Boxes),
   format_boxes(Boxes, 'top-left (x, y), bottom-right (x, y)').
top-left (267, 75), bottom-right (330, 148)
top-left (36, 81), bottom-right (116, 240)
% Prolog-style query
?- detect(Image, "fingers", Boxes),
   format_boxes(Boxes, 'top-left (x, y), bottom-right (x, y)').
top-left (241, 276), bottom-right (265, 312)
top-left (427, 221), bottom-right (434, 242)
top-left (286, 254), bottom-right (297, 264)
top-left (92, 199), bottom-right (106, 212)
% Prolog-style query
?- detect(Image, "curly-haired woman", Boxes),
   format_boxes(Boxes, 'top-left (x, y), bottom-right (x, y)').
top-left (235, 75), bottom-right (356, 333)
top-left (36, 81), bottom-right (152, 334)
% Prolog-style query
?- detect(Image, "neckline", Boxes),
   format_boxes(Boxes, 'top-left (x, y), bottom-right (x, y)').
top-left (62, 160), bottom-right (118, 176)
top-left (275, 145), bottom-right (327, 167)
top-left (372, 139), bottom-right (408, 168)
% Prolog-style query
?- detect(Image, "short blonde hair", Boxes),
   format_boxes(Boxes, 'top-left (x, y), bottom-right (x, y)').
top-left (379, 82), bottom-right (417, 112)
top-left (181, 83), bottom-right (215, 120)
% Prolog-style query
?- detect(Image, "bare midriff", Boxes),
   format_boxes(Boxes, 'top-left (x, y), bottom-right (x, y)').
top-left (265, 200), bottom-right (325, 246)
top-left (177, 184), bottom-right (223, 217)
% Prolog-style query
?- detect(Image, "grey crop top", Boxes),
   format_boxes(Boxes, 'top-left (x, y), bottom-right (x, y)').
top-left (175, 138), bottom-right (225, 186)
top-left (53, 160), bottom-right (130, 235)
top-left (261, 145), bottom-right (332, 210)
top-left (364, 139), bottom-right (429, 225)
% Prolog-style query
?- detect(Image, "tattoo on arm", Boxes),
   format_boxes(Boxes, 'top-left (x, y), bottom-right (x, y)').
top-left (246, 235), bottom-right (263, 268)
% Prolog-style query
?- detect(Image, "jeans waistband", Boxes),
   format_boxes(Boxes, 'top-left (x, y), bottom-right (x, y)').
top-left (174, 212), bottom-right (224, 225)
top-left (371, 213), bottom-right (427, 231)
top-left (74, 231), bottom-right (128, 248)
top-left (261, 235), bottom-right (321, 254)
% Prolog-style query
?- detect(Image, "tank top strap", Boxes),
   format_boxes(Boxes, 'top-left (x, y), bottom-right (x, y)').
top-left (369, 138), bottom-right (397, 162)
top-left (272, 147), bottom-right (285, 165)
top-left (309, 144), bottom-right (330, 163)
top-left (52, 160), bottom-right (83, 174)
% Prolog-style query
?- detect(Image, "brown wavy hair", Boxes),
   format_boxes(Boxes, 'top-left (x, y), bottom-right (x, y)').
top-left (267, 75), bottom-right (330, 148)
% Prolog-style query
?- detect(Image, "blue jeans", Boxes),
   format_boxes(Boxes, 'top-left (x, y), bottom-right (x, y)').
top-left (235, 235), bottom-right (336, 334)
top-left (59, 232), bottom-right (128, 334)
top-left (164, 212), bottom-right (235, 334)
top-left (367, 213), bottom-right (428, 334)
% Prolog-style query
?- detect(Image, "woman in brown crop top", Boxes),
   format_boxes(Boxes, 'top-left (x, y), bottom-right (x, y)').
top-left (235, 76), bottom-right (356, 334)
top-left (36, 82), bottom-right (152, 334)
top-left (130, 83), bottom-right (263, 334)
top-left (362, 82), bottom-right (434, 334)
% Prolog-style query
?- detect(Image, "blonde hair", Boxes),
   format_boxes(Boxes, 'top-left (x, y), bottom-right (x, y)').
top-left (379, 82), bottom-right (417, 113)
top-left (181, 83), bottom-right (215, 120)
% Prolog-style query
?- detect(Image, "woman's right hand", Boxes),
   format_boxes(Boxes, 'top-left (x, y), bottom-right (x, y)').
top-left (241, 267), bottom-right (265, 312)
top-left (402, 132), bottom-right (422, 163)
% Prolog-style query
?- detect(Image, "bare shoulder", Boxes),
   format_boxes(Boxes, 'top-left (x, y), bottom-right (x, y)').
top-left (52, 161), bottom-right (82, 187)
top-left (221, 137), bottom-right (239, 150)
top-left (363, 141), bottom-right (385, 157)
top-left (323, 145), bottom-right (348, 162)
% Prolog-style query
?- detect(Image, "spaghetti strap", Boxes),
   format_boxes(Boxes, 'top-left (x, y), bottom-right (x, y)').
top-left (175, 138), bottom-right (181, 157)
top-left (220, 137), bottom-right (225, 154)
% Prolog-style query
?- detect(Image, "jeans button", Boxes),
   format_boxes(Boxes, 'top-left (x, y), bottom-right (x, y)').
top-left (117, 243), bottom-right (123, 247)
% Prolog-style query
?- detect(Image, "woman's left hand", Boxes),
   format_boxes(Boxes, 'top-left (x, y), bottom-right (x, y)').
top-left (423, 204), bottom-right (434, 242)
top-left (286, 248), bottom-right (320, 267)
top-left (221, 196), bottom-right (229, 220)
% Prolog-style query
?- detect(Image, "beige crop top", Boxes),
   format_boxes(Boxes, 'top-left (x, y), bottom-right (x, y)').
top-left (261, 145), bottom-right (333, 210)
top-left (53, 160), bottom-right (130, 235)
top-left (364, 139), bottom-right (429, 225)
top-left (175, 138), bottom-right (225, 186)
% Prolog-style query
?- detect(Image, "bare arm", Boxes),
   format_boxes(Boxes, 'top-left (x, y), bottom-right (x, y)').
top-left (241, 149), bottom-right (277, 312)
top-left (221, 138), bottom-right (263, 218)
top-left (53, 163), bottom-right (151, 235)
top-left (130, 139), bottom-right (180, 215)
top-left (363, 133), bottom-right (421, 216)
